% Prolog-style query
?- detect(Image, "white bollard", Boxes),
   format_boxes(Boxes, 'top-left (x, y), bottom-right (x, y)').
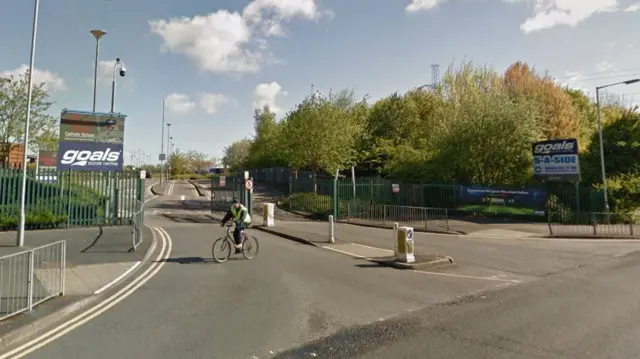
top-left (263, 203), bottom-right (275, 227)
top-left (395, 226), bottom-right (415, 263)
top-left (392, 222), bottom-right (399, 254)
top-left (179, 195), bottom-right (186, 201)
top-left (328, 215), bottom-right (335, 243)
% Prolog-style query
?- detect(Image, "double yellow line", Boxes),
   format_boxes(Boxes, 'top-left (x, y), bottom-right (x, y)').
top-left (0, 228), bottom-right (173, 358)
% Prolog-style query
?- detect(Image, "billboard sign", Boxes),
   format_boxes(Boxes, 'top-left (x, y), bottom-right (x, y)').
top-left (56, 141), bottom-right (123, 171)
top-left (532, 139), bottom-right (580, 181)
top-left (37, 150), bottom-right (57, 169)
top-left (457, 186), bottom-right (547, 216)
top-left (59, 110), bottom-right (126, 144)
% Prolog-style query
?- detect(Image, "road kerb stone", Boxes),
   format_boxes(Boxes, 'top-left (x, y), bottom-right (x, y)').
top-left (0, 224), bottom-right (159, 350)
top-left (367, 255), bottom-right (455, 270)
top-left (150, 183), bottom-right (164, 196)
top-left (254, 226), bottom-right (319, 247)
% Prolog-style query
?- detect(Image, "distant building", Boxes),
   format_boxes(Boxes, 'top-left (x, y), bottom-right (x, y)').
top-left (1, 143), bottom-right (37, 169)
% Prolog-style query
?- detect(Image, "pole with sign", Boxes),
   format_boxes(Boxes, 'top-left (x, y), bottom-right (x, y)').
top-left (245, 178), bottom-right (253, 216)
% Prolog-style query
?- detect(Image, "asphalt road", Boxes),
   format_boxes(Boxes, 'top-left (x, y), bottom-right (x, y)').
top-left (10, 185), bottom-right (640, 358)
top-left (18, 218), bottom-right (504, 358)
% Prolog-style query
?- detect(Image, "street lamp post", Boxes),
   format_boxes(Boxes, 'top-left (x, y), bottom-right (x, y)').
top-left (90, 29), bottom-right (107, 112)
top-left (110, 58), bottom-right (126, 113)
top-left (160, 101), bottom-right (165, 185)
top-left (17, 0), bottom-right (41, 247)
top-left (595, 78), bottom-right (640, 213)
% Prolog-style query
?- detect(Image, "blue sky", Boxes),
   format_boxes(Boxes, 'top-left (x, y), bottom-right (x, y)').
top-left (1, 0), bottom-right (639, 164)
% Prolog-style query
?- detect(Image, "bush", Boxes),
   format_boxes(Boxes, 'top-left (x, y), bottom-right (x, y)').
top-left (0, 211), bottom-right (68, 231)
top-left (279, 192), bottom-right (348, 218)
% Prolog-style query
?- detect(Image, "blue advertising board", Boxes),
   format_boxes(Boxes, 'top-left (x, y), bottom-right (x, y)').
top-left (458, 186), bottom-right (547, 216)
top-left (532, 139), bottom-right (580, 181)
top-left (56, 141), bottom-right (123, 171)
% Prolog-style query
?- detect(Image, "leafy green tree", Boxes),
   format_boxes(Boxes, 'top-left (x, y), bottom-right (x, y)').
top-left (222, 139), bottom-right (252, 171)
top-left (0, 69), bottom-right (57, 164)
top-left (246, 105), bottom-right (282, 168)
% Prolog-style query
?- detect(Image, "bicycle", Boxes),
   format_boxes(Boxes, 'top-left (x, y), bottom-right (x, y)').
top-left (212, 223), bottom-right (259, 263)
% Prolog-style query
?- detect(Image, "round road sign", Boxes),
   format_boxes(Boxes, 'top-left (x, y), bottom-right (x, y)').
top-left (245, 179), bottom-right (253, 190)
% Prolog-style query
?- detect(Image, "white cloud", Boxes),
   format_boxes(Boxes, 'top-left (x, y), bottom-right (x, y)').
top-left (554, 71), bottom-right (590, 93)
top-left (149, 0), bottom-right (331, 74)
top-left (595, 61), bottom-right (617, 72)
top-left (200, 93), bottom-right (230, 114)
top-left (165, 93), bottom-right (195, 114)
top-left (625, 3), bottom-right (640, 11)
top-left (0, 65), bottom-right (66, 93)
top-left (253, 82), bottom-right (286, 112)
top-left (406, 0), bottom-right (448, 12)
top-left (409, 0), bottom-right (630, 33)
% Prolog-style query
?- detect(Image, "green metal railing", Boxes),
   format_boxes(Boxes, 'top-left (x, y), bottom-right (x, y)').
top-left (0, 168), bottom-right (144, 230)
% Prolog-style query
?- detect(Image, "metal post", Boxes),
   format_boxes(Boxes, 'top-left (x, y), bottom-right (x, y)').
top-left (90, 30), bottom-right (106, 112)
top-left (17, 0), bottom-right (41, 247)
top-left (328, 215), bottom-right (335, 243)
top-left (60, 241), bottom-right (66, 296)
top-left (160, 101), bottom-right (165, 185)
top-left (27, 250), bottom-right (34, 310)
top-left (595, 87), bottom-right (610, 213)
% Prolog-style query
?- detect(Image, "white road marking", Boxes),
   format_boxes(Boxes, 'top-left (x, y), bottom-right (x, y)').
top-left (1, 227), bottom-right (173, 359)
top-left (322, 245), bottom-right (368, 258)
top-left (322, 244), bottom-right (520, 284)
top-left (93, 261), bottom-right (141, 295)
top-left (145, 182), bottom-right (155, 196)
top-left (411, 270), bottom-right (520, 283)
top-left (350, 243), bottom-right (394, 253)
top-left (144, 195), bottom-right (158, 204)
top-left (192, 187), bottom-right (199, 198)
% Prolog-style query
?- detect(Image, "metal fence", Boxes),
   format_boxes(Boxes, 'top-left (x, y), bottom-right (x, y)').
top-left (343, 203), bottom-right (451, 233)
top-left (549, 212), bottom-right (640, 237)
top-left (0, 241), bottom-right (66, 321)
top-left (0, 167), bottom-right (144, 230)
top-left (131, 200), bottom-right (144, 251)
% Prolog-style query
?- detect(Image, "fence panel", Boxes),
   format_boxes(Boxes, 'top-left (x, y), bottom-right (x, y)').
top-left (0, 241), bottom-right (65, 321)
top-left (131, 200), bottom-right (144, 251)
top-left (343, 203), bottom-right (450, 232)
top-left (0, 168), bottom-right (143, 230)
top-left (284, 177), bottom-right (334, 219)
top-left (549, 212), bottom-right (639, 237)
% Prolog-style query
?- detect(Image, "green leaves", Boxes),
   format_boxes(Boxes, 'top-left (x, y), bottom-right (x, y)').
top-left (0, 69), bottom-right (58, 163)
top-left (222, 139), bottom-right (252, 171)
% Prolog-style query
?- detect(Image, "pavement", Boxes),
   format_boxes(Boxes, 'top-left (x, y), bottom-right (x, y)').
top-left (2, 180), bottom-right (640, 358)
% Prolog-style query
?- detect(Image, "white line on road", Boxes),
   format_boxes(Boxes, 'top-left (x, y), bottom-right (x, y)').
top-left (93, 261), bottom-right (141, 295)
top-left (321, 244), bottom-right (520, 284)
top-left (144, 195), bottom-right (158, 204)
top-left (350, 243), bottom-right (394, 253)
top-left (192, 187), bottom-right (199, 198)
top-left (411, 270), bottom-right (520, 283)
top-left (145, 182), bottom-right (155, 196)
top-left (1, 228), bottom-right (173, 359)
top-left (167, 182), bottom-right (174, 196)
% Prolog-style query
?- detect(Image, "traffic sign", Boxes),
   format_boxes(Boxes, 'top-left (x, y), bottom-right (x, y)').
top-left (245, 179), bottom-right (253, 191)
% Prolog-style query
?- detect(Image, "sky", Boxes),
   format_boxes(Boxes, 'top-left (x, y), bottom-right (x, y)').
top-left (1, 0), bottom-right (639, 165)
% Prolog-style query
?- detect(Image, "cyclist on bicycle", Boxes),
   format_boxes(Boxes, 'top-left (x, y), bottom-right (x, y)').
top-left (220, 199), bottom-right (252, 250)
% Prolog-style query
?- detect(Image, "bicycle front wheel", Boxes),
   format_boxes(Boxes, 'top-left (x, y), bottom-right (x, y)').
top-left (242, 236), bottom-right (259, 259)
top-left (212, 237), bottom-right (231, 263)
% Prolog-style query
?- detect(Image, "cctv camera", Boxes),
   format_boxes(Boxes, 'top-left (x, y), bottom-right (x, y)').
top-left (119, 67), bottom-right (126, 77)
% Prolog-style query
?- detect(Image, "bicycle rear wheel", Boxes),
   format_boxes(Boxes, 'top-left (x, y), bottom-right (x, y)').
top-left (242, 235), bottom-right (259, 259)
top-left (212, 237), bottom-right (231, 263)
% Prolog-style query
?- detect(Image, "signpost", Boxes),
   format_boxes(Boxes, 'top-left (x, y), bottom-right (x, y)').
top-left (245, 179), bottom-right (253, 191)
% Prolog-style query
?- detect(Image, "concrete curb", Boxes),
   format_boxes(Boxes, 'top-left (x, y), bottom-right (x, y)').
top-left (0, 225), bottom-right (159, 351)
top-left (150, 183), bottom-right (164, 196)
top-left (253, 226), bottom-right (319, 247)
top-left (188, 180), bottom-right (205, 197)
top-left (338, 220), bottom-right (467, 236)
top-left (368, 256), bottom-right (455, 270)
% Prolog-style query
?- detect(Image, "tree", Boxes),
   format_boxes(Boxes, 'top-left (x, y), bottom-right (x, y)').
top-left (0, 69), bottom-right (57, 165)
top-left (222, 139), bottom-right (252, 171)
top-left (186, 150), bottom-right (210, 174)
top-left (168, 150), bottom-right (189, 175)
top-left (504, 62), bottom-right (579, 140)
top-left (246, 105), bottom-right (282, 168)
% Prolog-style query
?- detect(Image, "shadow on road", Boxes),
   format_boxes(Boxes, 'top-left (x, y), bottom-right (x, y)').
top-left (158, 256), bottom-right (213, 264)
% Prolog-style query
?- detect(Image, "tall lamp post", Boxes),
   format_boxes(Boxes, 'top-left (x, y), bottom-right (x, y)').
top-left (595, 78), bottom-right (640, 213)
top-left (90, 29), bottom-right (107, 112)
top-left (17, 0), bottom-right (41, 247)
top-left (110, 58), bottom-right (126, 113)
